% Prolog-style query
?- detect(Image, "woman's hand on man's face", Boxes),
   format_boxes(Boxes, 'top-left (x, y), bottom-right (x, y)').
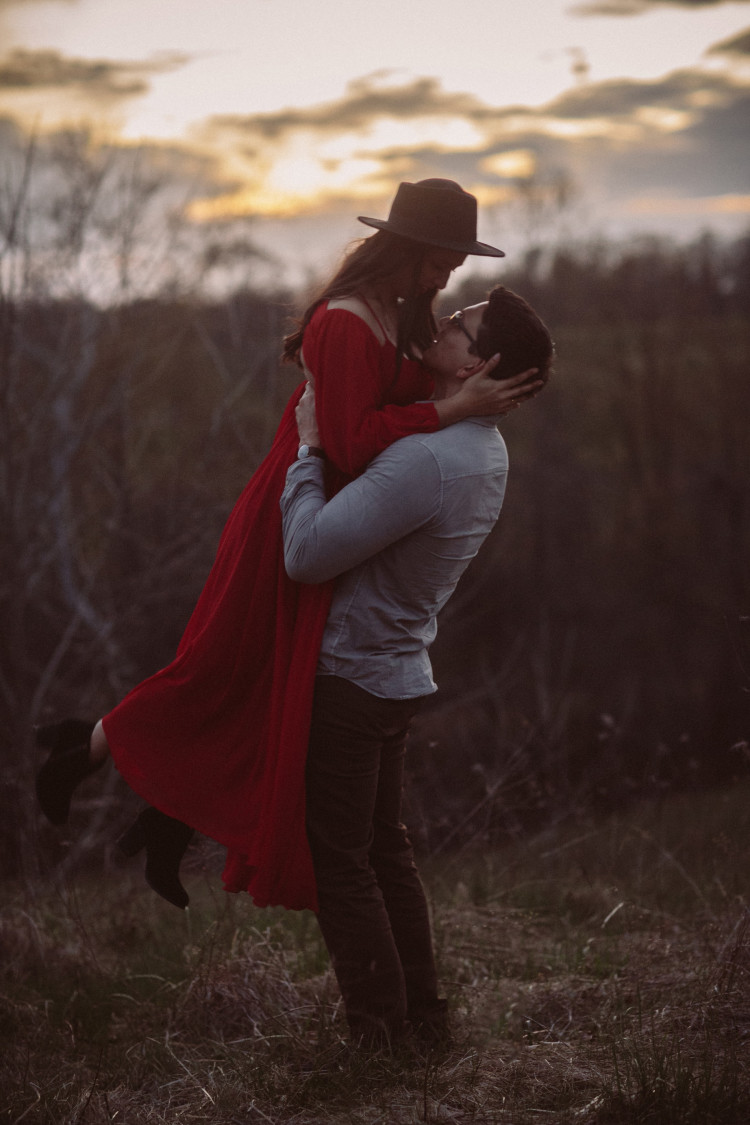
top-left (460, 359), bottom-right (544, 418)
top-left (295, 382), bottom-right (322, 446)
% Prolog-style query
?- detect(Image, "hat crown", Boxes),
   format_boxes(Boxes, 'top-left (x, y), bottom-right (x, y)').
top-left (386, 181), bottom-right (477, 246)
top-left (357, 178), bottom-right (504, 257)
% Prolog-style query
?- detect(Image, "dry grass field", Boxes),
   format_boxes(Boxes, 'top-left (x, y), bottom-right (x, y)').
top-left (2, 783), bottom-right (748, 1124)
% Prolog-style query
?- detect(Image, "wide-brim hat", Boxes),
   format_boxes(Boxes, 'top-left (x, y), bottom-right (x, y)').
top-left (358, 178), bottom-right (504, 258)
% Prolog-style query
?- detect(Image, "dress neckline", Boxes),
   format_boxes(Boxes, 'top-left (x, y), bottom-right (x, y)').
top-left (359, 295), bottom-right (398, 346)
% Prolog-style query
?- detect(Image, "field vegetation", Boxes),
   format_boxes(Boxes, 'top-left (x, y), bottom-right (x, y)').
top-left (2, 229), bottom-right (748, 876)
top-left (2, 783), bottom-right (748, 1122)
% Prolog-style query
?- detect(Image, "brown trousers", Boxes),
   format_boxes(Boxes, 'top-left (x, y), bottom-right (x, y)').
top-left (305, 675), bottom-right (441, 1046)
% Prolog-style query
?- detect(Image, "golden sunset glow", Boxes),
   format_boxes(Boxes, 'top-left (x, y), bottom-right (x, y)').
top-left (635, 106), bottom-right (695, 132)
top-left (188, 153), bottom-right (388, 221)
top-left (627, 193), bottom-right (750, 215)
top-left (1, 0), bottom-right (748, 267)
top-left (481, 151), bottom-right (537, 180)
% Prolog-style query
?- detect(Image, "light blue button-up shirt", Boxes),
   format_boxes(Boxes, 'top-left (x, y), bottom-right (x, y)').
top-left (281, 416), bottom-right (508, 699)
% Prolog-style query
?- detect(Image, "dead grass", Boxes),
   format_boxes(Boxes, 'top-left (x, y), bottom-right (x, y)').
top-left (1, 783), bottom-right (749, 1123)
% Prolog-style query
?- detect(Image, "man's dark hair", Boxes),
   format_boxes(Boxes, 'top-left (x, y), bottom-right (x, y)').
top-left (474, 285), bottom-right (554, 384)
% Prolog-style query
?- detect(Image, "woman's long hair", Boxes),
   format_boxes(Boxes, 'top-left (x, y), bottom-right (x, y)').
top-left (282, 230), bottom-right (438, 369)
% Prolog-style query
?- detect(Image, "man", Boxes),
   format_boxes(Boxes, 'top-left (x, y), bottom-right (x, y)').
top-left (280, 286), bottom-right (554, 1049)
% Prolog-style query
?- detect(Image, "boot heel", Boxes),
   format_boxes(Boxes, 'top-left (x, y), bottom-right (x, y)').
top-left (117, 807), bottom-right (193, 910)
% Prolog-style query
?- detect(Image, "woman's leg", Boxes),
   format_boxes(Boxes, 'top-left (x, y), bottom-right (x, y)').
top-left (36, 717), bottom-right (192, 908)
top-left (90, 719), bottom-right (110, 765)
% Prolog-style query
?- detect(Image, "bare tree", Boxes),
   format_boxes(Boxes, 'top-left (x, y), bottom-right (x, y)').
top-left (0, 130), bottom-right (289, 879)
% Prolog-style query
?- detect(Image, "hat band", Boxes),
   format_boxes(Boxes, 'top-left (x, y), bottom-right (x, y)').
top-left (385, 213), bottom-right (477, 245)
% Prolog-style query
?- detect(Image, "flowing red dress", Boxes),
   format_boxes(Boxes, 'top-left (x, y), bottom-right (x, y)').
top-left (102, 302), bottom-right (439, 911)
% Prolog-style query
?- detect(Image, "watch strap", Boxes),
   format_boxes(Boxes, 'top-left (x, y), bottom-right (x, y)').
top-left (297, 444), bottom-right (326, 460)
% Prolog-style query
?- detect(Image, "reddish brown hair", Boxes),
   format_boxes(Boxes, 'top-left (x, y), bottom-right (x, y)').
top-left (281, 230), bottom-right (438, 367)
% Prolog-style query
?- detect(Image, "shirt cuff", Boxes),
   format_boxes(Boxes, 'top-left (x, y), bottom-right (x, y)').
top-left (286, 456), bottom-right (325, 482)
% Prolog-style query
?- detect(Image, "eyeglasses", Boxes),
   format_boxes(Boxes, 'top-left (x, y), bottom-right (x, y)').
top-left (447, 309), bottom-right (477, 350)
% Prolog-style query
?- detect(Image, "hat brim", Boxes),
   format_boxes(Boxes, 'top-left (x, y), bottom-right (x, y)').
top-left (357, 216), bottom-right (505, 258)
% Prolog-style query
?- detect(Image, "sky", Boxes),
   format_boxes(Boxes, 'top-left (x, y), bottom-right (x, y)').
top-left (1, 0), bottom-right (749, 287)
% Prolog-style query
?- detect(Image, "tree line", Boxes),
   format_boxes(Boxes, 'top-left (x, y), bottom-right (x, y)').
top-left (1, 231), bottom-right (748, 878)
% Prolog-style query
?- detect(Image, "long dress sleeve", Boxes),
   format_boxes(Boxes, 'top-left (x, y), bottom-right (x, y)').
top-left (303, 305), bottom-right (439, 477)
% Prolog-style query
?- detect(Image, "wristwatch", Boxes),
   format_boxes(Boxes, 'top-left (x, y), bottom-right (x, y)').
top-left (297, 444), bottom-right (325, 460)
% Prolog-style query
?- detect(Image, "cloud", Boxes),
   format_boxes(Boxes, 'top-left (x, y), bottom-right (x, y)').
top-left (180, 63), bottom-right (748, 238)
top-left (0, 47), bottom-right (188, 100)
top-left (510, 77), bottom-right (750, 218)
top-left (571, 0), bottom-right (750, 16)
top-left (203, 67), bottom-right (748, 154)
top-left (5, 59), bottom-right (736, 240)
top-left (545, 68), bottom-right (743, 119)
top-left (204, 73), bottom-right (509, 143)
top-left (707, 27), bottom-right (750, 56)
top-left (505, 69), bottom-right (750, 198)
top-left (192, 74), bottom-right (541, 217)
top-left (189, 63), bottom-right (750, 227)
top-left (421, 72), bottom-right (748, 207)
top-left (0, 110), bottom-right (227, 202)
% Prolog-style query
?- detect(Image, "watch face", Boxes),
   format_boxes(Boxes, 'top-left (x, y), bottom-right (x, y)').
top-left (297, 443), bottom-right (323, 460)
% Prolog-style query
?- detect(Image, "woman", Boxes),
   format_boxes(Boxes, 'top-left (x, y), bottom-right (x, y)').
top-left (36, 179), bottom-right (533, 911)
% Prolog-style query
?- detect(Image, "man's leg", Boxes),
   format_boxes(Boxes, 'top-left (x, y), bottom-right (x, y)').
top-left (305, 675), bottom-right (436, 1046)
top-left (369, 731), bottom-right (445, 1036)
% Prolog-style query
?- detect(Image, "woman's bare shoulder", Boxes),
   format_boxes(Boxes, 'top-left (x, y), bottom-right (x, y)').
top-left (301, 298), bottom-right (387, 382)
top-left (324, 297), bottom-right (386, 345)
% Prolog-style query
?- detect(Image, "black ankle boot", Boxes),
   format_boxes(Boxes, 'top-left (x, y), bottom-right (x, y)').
top-left (35, 719), bottom-right (101, 825)
top-left (117, 807), bottom-right (194, 910)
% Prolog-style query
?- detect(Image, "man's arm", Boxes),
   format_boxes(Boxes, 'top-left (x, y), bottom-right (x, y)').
top-left (281, 409), bottom-right (441, 584)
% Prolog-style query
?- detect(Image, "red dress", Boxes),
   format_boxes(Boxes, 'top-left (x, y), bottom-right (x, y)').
top-left (103, 303), bottom-right (439, 911)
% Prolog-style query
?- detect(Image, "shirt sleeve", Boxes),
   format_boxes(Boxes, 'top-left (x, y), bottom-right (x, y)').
top-left (280, 442), bottom-right (441, 584)
top-left (305, 308), bottom-right (439, 477)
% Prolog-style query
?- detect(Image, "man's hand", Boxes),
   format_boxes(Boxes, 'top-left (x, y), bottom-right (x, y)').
top-left (295, 382), bottom-right (322, 446)
top-left (435, 356), bottom-right (544, 428)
